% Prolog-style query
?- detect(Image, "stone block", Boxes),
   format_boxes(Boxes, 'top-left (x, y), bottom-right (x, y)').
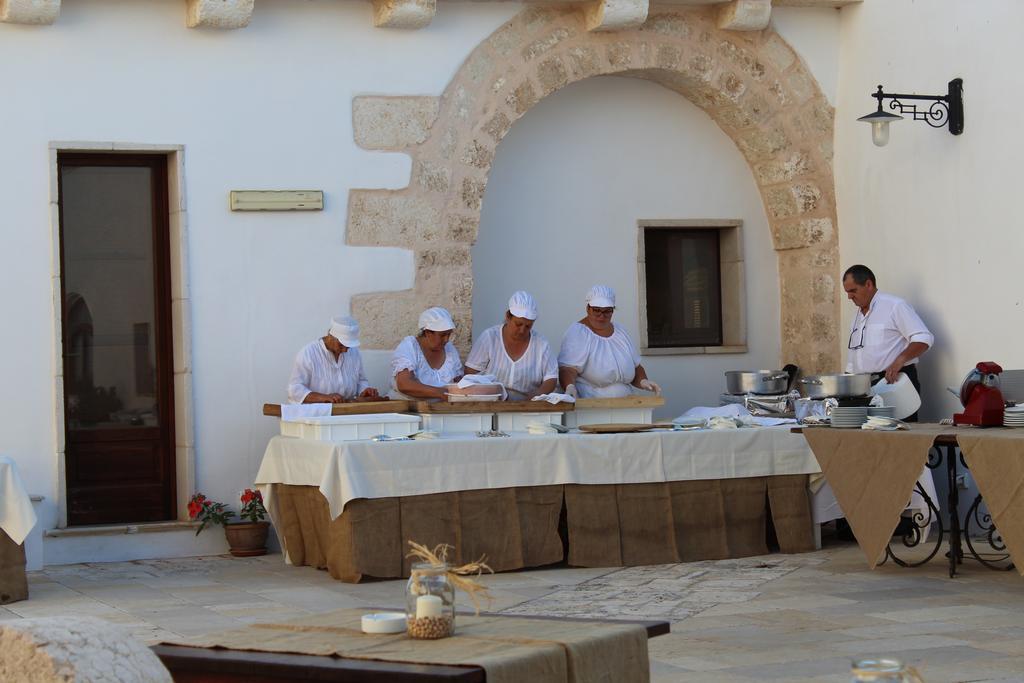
top-left (583, 0), bottom-right (648, 33)
top-left (761, 33), bottom-right (796, 71)
top-left (186, 0), bottom-right (253, 29)
top-left (764, 186), bottom-right (797, 219)
top-left (791, 183), bottom-right (822, 213)
top-left (566, 46), bottom-right (602, 79)
top-left (506, 80), bottom-right (538, 116)
top-left (718, 40), bottom-right (766, 81)
top-left (0, 617), bottom-right (171, 682)
top-left (522, 28), bottom-right (572, 61)
top-left (642, 13), bottom-right (691, 38)
top-left (0, 0), bottom-right (60, 24)
top-left (717, 0), bottom-right (771, 32)
top-left (537, 57), bottom-right (569, 95)
top-left (347, 191), bottom-right (442, 246)
top-left (416, 245), bottom-right (472, 269)
top-left (446, 214), bottom-right (480, 243)
top-left (372, 0), bottom-right (436, 30)
top-left (461, 177), bottom-right (487, 211)
top-left (352, 292), bottom-right (420, 350)
top-left (608, 42), bottom-right (634, 69)
top-left (482, 112), bottom-right (512, 142)
top-left (460, 139), bottom-right (494, 170)
top-left (771, 216), bottom-right (833, 250)
top-left (753, 151), bottom-right (812, 184)
top-left (416, 161), bottom-right (451, 194)
top-left (716, 71), bottom-right (747, 102)
top-left (353, 96), bottom-right (440, 150)
top-left (786, 68), bottom-right (815, 104)
top-left (656, 45), bottom-right (682, 70)
top-left (737, 125), bottom-right (790, 160)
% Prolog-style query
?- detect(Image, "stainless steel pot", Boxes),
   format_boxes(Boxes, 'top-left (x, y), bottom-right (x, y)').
top-left (799, 373), bottom-right (872, 398)
top-left (725, 370), bottom-right (790, 395)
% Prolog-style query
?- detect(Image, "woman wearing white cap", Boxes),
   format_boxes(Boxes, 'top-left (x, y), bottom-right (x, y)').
top-left (390, 307), bottom-right (464, 400)
top-left (464, 291), bottom-right (558, 400)
top-left (557, 285), bottom-right (661, 399)
top-left (286, 316), bottom-right (379, 403)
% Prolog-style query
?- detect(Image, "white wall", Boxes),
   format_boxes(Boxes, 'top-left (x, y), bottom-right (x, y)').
top-left (0, 0), bottom-right (519, 554)
top-left (771, 6), bottom-right (841, 106)
top-left (473, 76), bottom-right (783, 420)
top-left (0, 0), bottom-right (845, 562)
top-left (835, 1), bottom-right (1024, 419)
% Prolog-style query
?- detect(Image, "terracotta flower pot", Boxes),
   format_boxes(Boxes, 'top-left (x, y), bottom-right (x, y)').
top-left (224, 521), bottom-right (270, 557)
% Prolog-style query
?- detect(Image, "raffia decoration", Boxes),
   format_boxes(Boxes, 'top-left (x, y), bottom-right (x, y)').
top-left (407, 541), bottom-right (494, 615)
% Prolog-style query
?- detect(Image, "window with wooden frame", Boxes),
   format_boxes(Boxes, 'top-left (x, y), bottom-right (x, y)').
top-left (637, 220), bottom-right (747, 355)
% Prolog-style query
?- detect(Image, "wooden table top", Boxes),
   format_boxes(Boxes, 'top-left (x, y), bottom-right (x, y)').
top-left (152, 614), bottom-right (669, 682)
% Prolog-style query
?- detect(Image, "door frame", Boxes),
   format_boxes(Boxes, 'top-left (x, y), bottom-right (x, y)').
top-left (48, 142), bottom-right (193, 528)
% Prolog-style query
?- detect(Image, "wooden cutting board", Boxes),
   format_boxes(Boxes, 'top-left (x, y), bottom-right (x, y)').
top-left (412, 400), bottom-right (573, 414)
top-left (263, 400), bottom-right (411, 417)
top-left (574, 396), bottom-right (665, 410)
top-left (577, 423), bottom-right (675, 433)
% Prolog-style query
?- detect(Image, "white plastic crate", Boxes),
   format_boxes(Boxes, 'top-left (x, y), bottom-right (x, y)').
top-left (563, 407), bottom-right (653, 429)
top-left (280, 413), bottom-right (421, 441)
top-left (496, 412), bottom-right (564, 433)
top-left (419, 412), bottom-right (494, 434)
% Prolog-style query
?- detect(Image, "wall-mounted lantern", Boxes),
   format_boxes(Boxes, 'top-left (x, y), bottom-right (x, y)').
top-left (858, 78), bottom-right (964, 147)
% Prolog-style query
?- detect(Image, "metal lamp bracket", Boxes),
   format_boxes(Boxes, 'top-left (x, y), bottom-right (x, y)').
top-left (872, 78), bottom-right (964, 135)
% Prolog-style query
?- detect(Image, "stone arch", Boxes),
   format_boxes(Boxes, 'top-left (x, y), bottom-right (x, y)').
top-left (347, 5), bottom-right (839, 373)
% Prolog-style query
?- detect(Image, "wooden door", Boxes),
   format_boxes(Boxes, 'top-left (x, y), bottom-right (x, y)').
top-left (58, 153), bottom-right (175, 525)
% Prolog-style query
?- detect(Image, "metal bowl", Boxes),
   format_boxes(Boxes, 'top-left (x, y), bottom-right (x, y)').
top-left (799, 373), bottom-right (872, 398)
top-left (725, 370), bottom-right (789, 395)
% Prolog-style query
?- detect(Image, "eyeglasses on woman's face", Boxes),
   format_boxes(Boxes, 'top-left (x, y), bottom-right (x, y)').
top-left (588, 306), bottom-right (615, 317)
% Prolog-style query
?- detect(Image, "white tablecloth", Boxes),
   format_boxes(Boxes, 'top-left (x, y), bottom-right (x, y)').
top-left (255, 427), bottom-right (819, 521)
top-left (0, 456), bottom-right (37, 545)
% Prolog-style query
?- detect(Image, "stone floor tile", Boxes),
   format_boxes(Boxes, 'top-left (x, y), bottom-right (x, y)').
top-left (868, 604), bottom-right (1011, 623)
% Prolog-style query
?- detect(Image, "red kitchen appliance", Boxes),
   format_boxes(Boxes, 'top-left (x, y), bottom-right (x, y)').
top-left (954, 362), bottom-right (1005, 427)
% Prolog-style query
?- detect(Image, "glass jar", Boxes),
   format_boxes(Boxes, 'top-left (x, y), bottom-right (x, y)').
top-left (851, 658), bottom-right (923, 682)
top-left (405, 562), bottom-right (456, 639)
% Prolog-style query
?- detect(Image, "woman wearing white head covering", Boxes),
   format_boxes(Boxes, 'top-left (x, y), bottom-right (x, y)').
top-left (464, 291), bottom-right (558, 400)
top-left (390, 307), bottom-right (464, 400)
top-left (287, 316), bottom-right (379, 404)
top-left (557, 285), bottom-right (661, 399)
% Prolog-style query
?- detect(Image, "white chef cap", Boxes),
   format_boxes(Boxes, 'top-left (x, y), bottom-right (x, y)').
top-left (328, 316), bottom-right (361, 348)
top-left (507, 290), bottom-right (538, 321)
top-left (586, 285), bottom-right (616, 309)
top-left (418, 306), bottom-right (456, 332)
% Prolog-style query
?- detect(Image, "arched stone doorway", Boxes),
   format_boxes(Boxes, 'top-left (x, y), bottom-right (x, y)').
top-left (347, 5), bottom-right (839, 373)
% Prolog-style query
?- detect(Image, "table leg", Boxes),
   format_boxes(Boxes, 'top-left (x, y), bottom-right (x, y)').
top-left (946, 444), bottom-right (963, 578)
top-left (883, 445), bottom-right (945, 569)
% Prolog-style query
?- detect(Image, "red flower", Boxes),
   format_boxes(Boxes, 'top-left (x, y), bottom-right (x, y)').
top-left (241, 490), bottom-right (255, 504)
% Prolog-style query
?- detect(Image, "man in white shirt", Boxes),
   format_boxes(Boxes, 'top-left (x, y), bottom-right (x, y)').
top-left (843, 264), bottom-right (933, 420)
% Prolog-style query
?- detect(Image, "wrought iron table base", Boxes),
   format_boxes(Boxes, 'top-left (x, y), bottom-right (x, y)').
top-left (883, 442), bottom-right (1014, 577)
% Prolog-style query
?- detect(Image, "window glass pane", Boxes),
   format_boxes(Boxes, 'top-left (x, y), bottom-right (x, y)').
top-left (61, 165), bottom-right (159, 430)
top-left (644, 229), bottom-right (722, 347)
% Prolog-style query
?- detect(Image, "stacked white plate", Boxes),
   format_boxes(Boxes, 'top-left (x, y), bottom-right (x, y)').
top-left (1005, 406), bottom-right (1024, 428)
top-left (831, 406), bottom-right (868, 429)
top-left (867, 406), bottom-right (896, 418)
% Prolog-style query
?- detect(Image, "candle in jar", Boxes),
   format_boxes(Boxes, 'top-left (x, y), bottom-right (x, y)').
top-left (416, 594), bottom-right (443, 619)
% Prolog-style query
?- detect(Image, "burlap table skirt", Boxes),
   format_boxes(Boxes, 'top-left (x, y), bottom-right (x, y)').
top-left (0, 528), bottom-right (28, 604)
top-left (565, 475), bottom-right (815, 566)
top-left (273, 475), bottom-right (813, 581)
top-left (273, 484), bottom-right (565, 582)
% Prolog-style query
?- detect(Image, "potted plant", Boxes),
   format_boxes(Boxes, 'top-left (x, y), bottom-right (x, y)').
top-left (188, 489), bottom-right (271, 557)
top-left (225, 489), bottom-right (271, 557)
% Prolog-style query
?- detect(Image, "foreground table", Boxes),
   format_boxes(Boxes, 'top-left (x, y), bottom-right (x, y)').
top-left (153, 610), bottom-right (668, 683)
top-left (257, 427), bottom-right (819, 581)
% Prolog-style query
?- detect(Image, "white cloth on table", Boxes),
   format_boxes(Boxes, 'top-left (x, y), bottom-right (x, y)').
top-left (557, 323), bottom-right (641, 399)
top-left (465, 325), bottom-right (557, 399)
top-left (677, 404), bottom-right (749, 420)
top-left (845, 291), bottom-right (934, 374)
top-left (255, 426), bottom-right (819, 522)
top-left (811, 466), bottom-right (939, 525)
top-left (287, 340), bottom-right (370, 404)
top-left (0, 456), bottom-right (37, 545)
top-left (389, 336), bottom-right (463, 399)
top-left (280, 403), bottom-right (332, 421)
top-left (531, 392), bottom-right (576, 405)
